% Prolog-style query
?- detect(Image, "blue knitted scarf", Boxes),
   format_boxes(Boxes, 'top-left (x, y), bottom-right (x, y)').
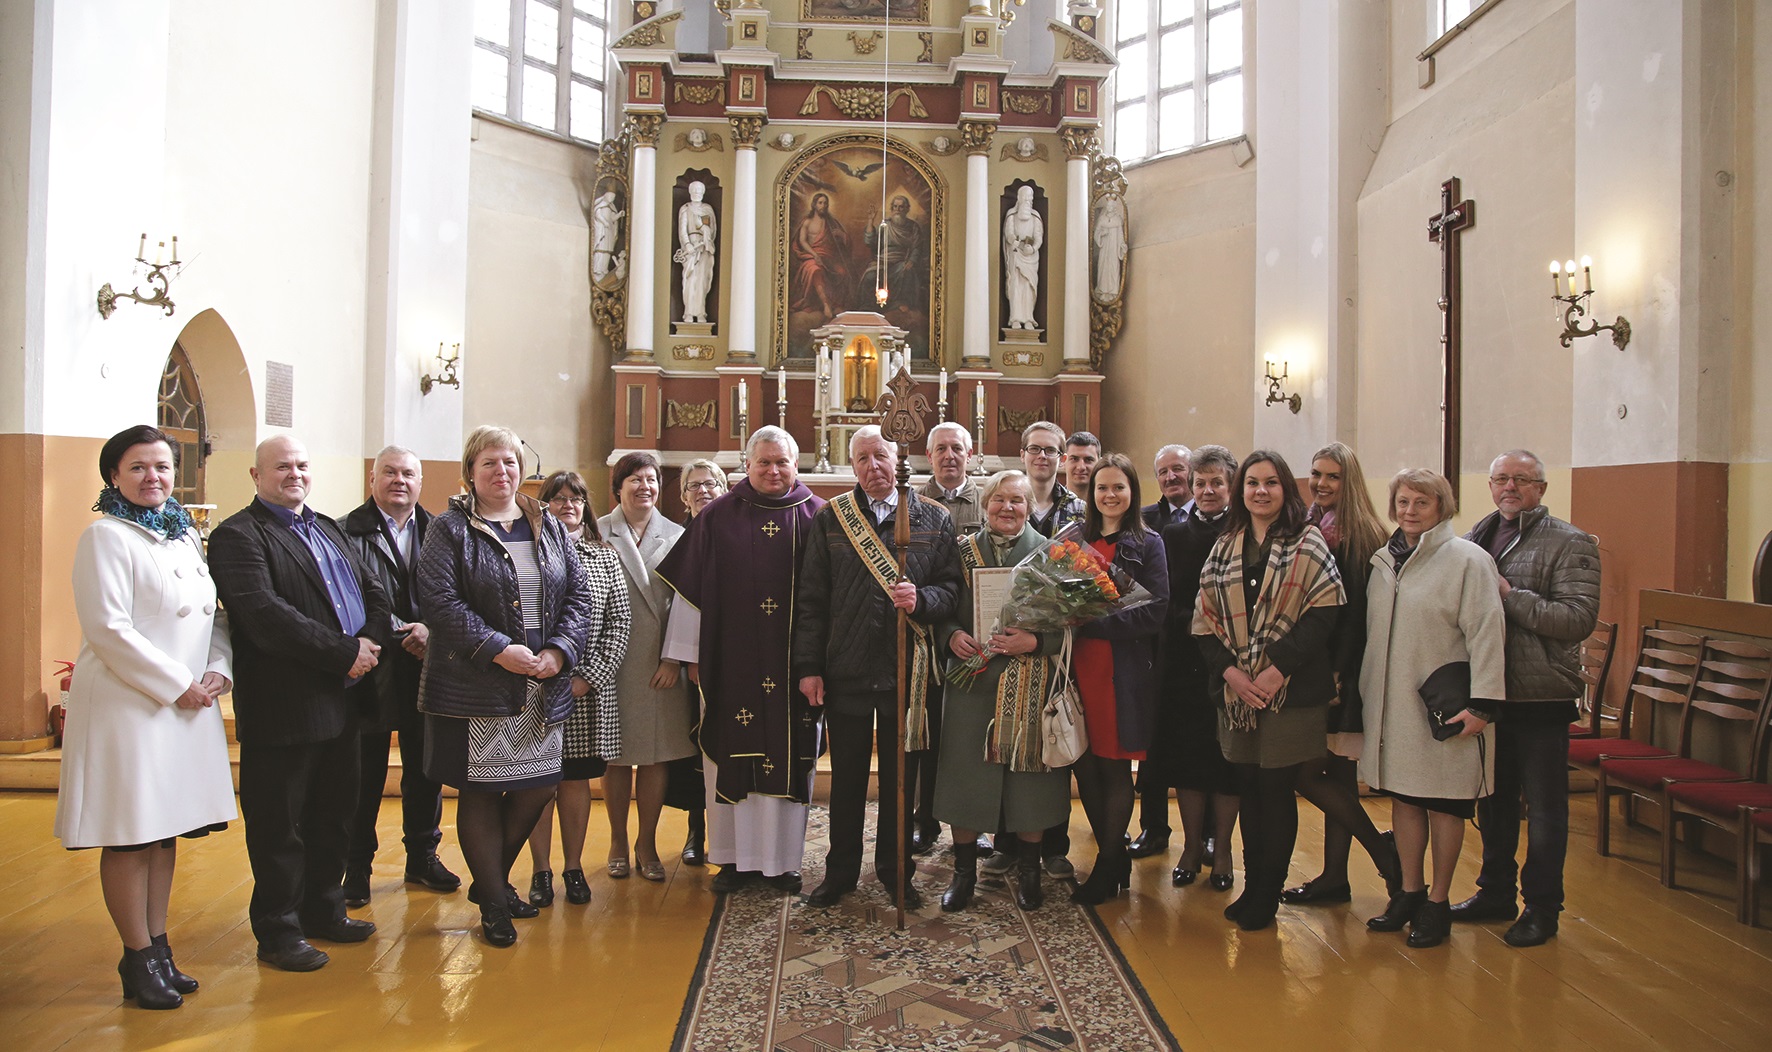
top-left (93, 486), bottom-right (194, 541)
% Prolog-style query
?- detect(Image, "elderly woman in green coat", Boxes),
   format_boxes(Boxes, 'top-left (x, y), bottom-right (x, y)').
top-left (934, 470), bottom-right (1072, 913)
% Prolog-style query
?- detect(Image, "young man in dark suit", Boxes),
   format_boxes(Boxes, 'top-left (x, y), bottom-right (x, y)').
top-left (209, 435), bottom-right (393, 972)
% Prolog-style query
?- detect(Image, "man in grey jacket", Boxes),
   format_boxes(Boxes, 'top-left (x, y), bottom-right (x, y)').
top-left (1452, 450), bottom-right (1600, 947)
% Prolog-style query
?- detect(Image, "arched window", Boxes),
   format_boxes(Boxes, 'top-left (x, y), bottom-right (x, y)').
top-left (1112, 0), bottom-right (1244, 162)
top-left (158, 344), bottom-right (208, 507)
top-left (473, 0), bottom-right (613, 143)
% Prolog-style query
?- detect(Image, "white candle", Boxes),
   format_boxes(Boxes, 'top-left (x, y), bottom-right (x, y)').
top-left (137, 233), bottom-right (147, 260)
top-left (975, 381), bottom-right (985, 417)
top-left (939, 368), bottom-right (948, 404)
top-left (777, 366), bottom-right (786, 399)
top-left (739, 379), bottom-right (748, 416)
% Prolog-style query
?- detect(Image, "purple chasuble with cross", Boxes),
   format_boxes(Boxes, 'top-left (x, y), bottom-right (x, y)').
top-left (656, 478), bottom-right (825, 804)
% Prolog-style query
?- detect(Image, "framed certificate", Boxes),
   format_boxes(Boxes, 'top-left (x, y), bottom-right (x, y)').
top-left (971, 567), bottom-right (1015, 635)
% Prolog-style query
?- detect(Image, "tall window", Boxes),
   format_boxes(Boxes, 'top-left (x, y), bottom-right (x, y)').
top-left (473, 0), bottom-right (612, 143)
top-left (1436, 0), bottom-right (1475, 38)
top-left (1112, 0), bottom-right (1244, 163)
top-left (158, 345), bottom-right (207, 507)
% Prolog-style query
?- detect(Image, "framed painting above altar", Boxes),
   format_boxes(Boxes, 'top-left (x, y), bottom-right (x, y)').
top-left (774, 135), bottom-right (945, 364)
top-left (802, 0), bottom-right (930, 23)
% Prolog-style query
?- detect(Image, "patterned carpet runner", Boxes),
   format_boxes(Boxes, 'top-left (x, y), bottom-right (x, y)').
top-left (672, 806), bottom-right (1180, 1052)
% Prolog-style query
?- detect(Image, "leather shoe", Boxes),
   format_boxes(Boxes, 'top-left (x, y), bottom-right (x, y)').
top-left (342, 866), bottom-right (370, 909)
top-left (1171, 865), bottom-right (1197, 887)
top-left (681, 831), bottom-right (707, 867)
top-left (1368, 889), bottom-right (1427, 932)
top-left (882, 880), bottom-right (924, 910)
top-left (712, 866), bottom-right (757, 893)
top-left (1449, 891), bottom-right (1519, 923)
top-left (764, 871), bottom-right (803, 894)
top-left (1209, 872), bottom-right (1235, 893)
top-left (529, 870), bottom-right (555, 908)
top-left (1503, 908), bottom-right (1559, 947)
top-left (1407, 899), bottom-right (1452, 948)
top-left (257, 939), bottom-right (329, 972)
top-left (910, 818), bottom-right (941, 856)
top-left (505, 886), bottom-right (540, 918)
top-left (1280, 877), bottom-right (1352, 905)
top-left (563, 869), bottom-right (592, 905)
top-left (405, 854), bottom-right (462, 893)
top-left (1127, 829), bottom-right (1171, 859)
top-left (304, 916), bottom-right (375, 944)
top-left (805, 877), bottom-right (856, 907)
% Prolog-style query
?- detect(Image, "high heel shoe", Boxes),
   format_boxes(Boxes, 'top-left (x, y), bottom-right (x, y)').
top-left (118, 945), bottom-right (182, 1010)
top-left (150, 933), bottom-right (198, 995)
top-left (1070, 855), bottom-right (1131, 905)
top-left (1209, 871), bottom-right (1235, 892)
top-left (563, 868), bottom-right (592, 904)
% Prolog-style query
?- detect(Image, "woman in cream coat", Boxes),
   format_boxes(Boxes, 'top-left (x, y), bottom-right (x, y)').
top-left (598, 452), bottom-right (692, 882)
top-left (57, 426), bottom-right (235, 1009)
top-left (1359, 468), bottom-right (1506, 950)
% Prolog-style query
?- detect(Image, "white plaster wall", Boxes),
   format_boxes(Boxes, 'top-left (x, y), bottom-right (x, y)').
top-left (465, 118), bottom-right (611, 490)
top-left (1389, 0), bottom-right (1571, 126)
top-left (0, 0), bottom-right (44, 435)
top-left (1743, 3), bottom-right (1772, 464)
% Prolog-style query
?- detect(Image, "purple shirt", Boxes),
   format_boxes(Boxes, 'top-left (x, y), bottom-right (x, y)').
top-left (256, 497), bottom-right (368, 638)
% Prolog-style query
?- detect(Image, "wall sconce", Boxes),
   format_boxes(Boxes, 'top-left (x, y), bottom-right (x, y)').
top-left (1550, 257), bottom-right (1631, 350)
top-left (420, 342), bottom-right (461, 394)
top-left (97, 234), bottom-right (183, 319)
top-left (1264, 359), bottom-right (1301, 414)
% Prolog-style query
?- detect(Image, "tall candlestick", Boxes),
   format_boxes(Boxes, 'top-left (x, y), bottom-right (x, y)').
top-left (739, 379), bottom-right (747, 416)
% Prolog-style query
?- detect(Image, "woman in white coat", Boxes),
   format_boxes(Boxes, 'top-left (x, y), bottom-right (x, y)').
top-left (1359, 468), bottom-right (1506, 950)
top-left (597, 452), bottom-right (692, 882)
top-left (56, 426), bottom-right (235, 1010)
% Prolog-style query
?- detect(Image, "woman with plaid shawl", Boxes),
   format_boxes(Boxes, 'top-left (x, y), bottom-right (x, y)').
top-left (1193, 451), bottom-right (1346, 931)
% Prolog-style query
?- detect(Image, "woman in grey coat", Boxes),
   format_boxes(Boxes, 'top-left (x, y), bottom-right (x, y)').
top-left (1359, 468), bottom-right (1506, 949)
top-left (597, 452), bottom-right (693, 883)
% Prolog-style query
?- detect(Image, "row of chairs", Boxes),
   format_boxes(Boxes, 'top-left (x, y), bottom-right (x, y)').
top-left (1567, 623), bottom-right (1772, 925)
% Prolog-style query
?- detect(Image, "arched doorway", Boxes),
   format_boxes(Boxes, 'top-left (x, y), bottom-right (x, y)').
top-left (168, 309), bottom-right (256, 514)
top-left (158, 344), bottom-right (207, 505)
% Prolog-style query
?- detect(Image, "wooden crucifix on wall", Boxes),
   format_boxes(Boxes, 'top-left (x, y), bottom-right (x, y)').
top-left (1427, 177), bottom-right (1475, 499)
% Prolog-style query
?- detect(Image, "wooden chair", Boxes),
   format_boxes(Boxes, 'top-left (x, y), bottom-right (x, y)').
top-left (1598, 638), bottom-right (1767, 860)
top-left (1738, 805), bottom-right (1772, 926)
top-left (1568, 620), bottom-right (1619, 739)
top-left (1656, 640), bottom-right (1772, 888)
top-left (1569, 627), bottom-right (1704, 785)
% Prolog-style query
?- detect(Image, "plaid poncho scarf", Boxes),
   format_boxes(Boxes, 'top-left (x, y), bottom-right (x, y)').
top-left (1192, 525), bottom-right (1344, 731)
top-left (957, 531), bottom-right (1054, 773)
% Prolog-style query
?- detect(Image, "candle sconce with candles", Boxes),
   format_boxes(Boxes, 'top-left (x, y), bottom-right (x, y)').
top-left (1549, 257), bottom-right (1631, 350)
top-left (420, 342), bottom-right (462, 394)
top-left (1263, 359), bottom-right (1301, 414)
top-left (97, 234), bottom-right (184, 319)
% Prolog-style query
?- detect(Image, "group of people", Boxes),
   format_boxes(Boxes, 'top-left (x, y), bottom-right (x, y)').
top-left (54, 413), bottom-right (1597, 1011)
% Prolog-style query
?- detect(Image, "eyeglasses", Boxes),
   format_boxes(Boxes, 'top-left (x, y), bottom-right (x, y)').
top-left (686, 480), bottom-right (724, 492)
top-left (548, 496), bottom-right (586, 507)
top-left (1023, 445), bottom-right (1061, 458)
top-left (1488, 475), bottom-right (1545, 488)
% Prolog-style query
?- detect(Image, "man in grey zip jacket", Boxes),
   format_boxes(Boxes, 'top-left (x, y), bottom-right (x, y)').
top-left (1452, 450), bottom-right (1600, 947)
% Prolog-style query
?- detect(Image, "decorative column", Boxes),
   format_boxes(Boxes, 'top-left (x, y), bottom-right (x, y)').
top-left (624, 114), bottom-right (662, 362)
top-left (960, 119), bottom-right (996, 369)
top-left (727, 116), bottom-right (765, 364)
top-left (1060, 127), bottom-right (1096, 372)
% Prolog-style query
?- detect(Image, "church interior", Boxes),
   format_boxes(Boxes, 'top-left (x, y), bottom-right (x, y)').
top-left (3, 1), bottom-right (1772, 1048)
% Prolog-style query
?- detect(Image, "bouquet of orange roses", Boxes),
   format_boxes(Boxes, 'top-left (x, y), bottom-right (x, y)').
top-left (949, 526), bottom-right (1157, 687)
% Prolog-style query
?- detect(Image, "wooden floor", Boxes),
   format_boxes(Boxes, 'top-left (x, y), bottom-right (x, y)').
top-left (1, 789), bottom-right (1768, 1051)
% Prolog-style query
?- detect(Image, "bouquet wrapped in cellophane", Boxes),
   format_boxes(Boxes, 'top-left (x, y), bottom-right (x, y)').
top-left (950, 526), bottom-right (1157, 687)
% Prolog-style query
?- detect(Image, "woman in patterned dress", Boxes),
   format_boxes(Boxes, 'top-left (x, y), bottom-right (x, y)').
top-left (418, 427), bottom-right (592, 948)
top-left (525, 471), bottom-right (630, 909)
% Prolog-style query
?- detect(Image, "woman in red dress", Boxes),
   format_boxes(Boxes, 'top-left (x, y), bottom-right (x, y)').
top-left (1070, 453), bottom-right (1170, 904)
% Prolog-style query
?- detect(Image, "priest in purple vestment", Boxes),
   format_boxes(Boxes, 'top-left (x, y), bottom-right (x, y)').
top-left (657, 426), bottom-right (825, 893)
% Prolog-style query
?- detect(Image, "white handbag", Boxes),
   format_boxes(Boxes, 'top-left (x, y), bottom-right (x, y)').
top-left (1042, 629), bottom-right (1089, 768)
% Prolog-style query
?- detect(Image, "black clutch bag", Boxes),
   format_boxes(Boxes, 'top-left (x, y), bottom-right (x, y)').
top-left (1418, 662), bottom-right (1470, 742)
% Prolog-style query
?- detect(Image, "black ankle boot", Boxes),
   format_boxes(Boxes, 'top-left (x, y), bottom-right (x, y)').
top-left (150, 933), bottom-right (198, 995)
top-left (1368, 889), bottom-right (1428, 932)
top-left (1407, 898), bottom-right (1452, 948)
top-left (119, 945), bottom-right (182, 1009)
top-left (683, 808), bottom-right (707, 866)
top-left (942, 841), bottom-right (977, 912)
top-left (1070, 853), bottom-right (1130, 906)
top-left (1013, 844), bottom-right (1045, 910)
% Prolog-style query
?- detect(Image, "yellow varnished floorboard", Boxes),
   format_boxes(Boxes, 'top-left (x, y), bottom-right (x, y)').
top-left (1, 790), bottom-right (1769, 1050)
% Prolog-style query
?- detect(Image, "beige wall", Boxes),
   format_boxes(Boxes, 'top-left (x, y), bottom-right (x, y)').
top-left (1108, 142), bottom-right (1257, 464)
top-left (465, 117), bottom-right (614, 495)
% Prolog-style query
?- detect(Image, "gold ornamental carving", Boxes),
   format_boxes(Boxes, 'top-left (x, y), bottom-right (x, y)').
top-left (666, 399), bottom-right (718, 429)
top-left (670, 343), bottom-right (717, 361)
top-left (673, 81), bottom-right (726, 105)
top-left (848, 31), bottom-right (882, 54)
top-left (917, 32), bottom-right (934, 63)
top-left (729, 116), bottom-right (766, 148)
top-left (614, 10), bottom-right (680, 49)
top-left (1061, 126), bottom-right (1098, 160)
top-left (798, 84), bottom-right (930, 120)
top-left (1004, 91), bottom-right (1052, 115)
top-left (797, 28), bottom-right (813, 59)
top-left (999, 406), bottom-right (1048, 434)
top-left (629, 114), bottom-right (664, 147)
top-left (1054, 22), bottom-right (1113, 64)
top-left (1001, 349), bottom-right (1045, 367)
top-left (959, 120), bottom-right (998, 156)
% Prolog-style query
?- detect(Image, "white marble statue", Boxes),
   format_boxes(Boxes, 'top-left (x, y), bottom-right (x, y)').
top-left (1003, 185), bottom-right (1044, 330)
top-left (1092, 194), bottom-right (1127, 300)
top-left (592, 189), bottom-right (625, 283)
top-left (676, 180), bottom-right (717, 325)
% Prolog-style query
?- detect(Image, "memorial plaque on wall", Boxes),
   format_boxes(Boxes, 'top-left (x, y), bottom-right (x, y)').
top-left (265, 361), bottom-right (294, 427)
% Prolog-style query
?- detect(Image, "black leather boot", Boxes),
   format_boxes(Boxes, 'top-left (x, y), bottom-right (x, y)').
top-left (942, 841), bottom-right (977, 912)
top-left (1407, 898), bottom-right (1452, 948)
top-left (1015, 843), bottom-right (1045, 910)
top-left (118, 945), bottom-right (182, 1009)
top-left (683, 807), bottom-right (707, 866)
top-left (150, 933), bottom-right (198, 995)
top-left (1368, 889), bottom-right (1428, 932)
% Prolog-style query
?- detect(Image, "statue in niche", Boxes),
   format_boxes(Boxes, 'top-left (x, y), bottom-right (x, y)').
top-left (591, 188), bottom-right (626, 284)
top-left (1092, 194), bottom-right (1127, 301)
top-left (862, 195), bottom-right (927, 313)
top-left (675, 181), bottom-right (718, 325)
top-left (1003, 185), bottom-right (1044, 330)
top-left (791, 191), bottom-right (853, 323)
